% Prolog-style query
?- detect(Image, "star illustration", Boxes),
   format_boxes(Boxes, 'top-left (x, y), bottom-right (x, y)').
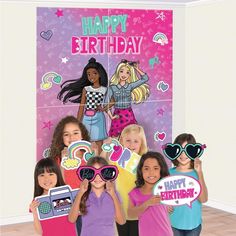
top-left (156, 12), bottom-right (165, 21)
top-left (61, 57), bottom-right (69, 64)
top-left (42, 121), bottom-right (53, 130)
top-left (55, 9), bottom-right (63, 17)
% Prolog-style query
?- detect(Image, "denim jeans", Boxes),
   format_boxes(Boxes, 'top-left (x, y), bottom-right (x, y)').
top-left (76, 215), bottom-right (82, 236)
top-left (172, 224), bottom-right (202, 236)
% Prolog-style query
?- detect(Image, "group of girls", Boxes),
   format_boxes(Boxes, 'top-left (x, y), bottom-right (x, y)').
top-left (30, 57), bottom-right (208, 236)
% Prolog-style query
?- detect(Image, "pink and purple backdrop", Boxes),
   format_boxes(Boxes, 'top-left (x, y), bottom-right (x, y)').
top-left (37, 7), bottom-right (173, 162)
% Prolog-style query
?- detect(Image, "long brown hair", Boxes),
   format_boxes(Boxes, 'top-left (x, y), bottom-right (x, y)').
top-left (135, 151), bottom-right (169, 188)
top-left (34, 158), bottom-right (65, 197)
top-left (79, 156), bottom-right (109, 215)
top-left (49, 116), bottom-right (90, 161)
top-left (172, 133), bottom-right (196, 169)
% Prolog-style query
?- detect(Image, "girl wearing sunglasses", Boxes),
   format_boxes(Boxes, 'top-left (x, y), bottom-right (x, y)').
top-left (69, 156), bottom-right (126, 236)
top-left (168, 133), bottom-right (208, 236)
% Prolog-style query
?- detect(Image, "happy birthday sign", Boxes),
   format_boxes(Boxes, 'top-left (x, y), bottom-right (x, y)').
top-left (72, 14), bottom-right (143, 55)
top-left (153, 175), bottom-right (201, 207)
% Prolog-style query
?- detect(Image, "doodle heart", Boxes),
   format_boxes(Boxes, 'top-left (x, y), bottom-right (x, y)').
top-left (40, 30), bottom-right (53, 41)
top-left (157, 81), bottom-right (169, 92)
top-left (154, 131), bottom-right (166, 142)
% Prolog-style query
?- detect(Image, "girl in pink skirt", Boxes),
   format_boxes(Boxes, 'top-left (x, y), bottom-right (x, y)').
top-left (104, 60), bottom-right (150, 138)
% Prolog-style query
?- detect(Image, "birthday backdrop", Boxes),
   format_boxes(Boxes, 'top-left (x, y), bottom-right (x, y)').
top-left (37, 7), bottom-right (173, 161)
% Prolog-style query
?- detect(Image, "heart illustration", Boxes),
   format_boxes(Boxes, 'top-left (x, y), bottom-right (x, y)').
top-left (40, 30), bottom-right (53, 41)
top-left (158, 186), bottom-right (163, 190)
top-left (157, 81), bottom-right (169, 92)
top-left (84, 152), bottom-right (95, 162)
top-left (154, 131), bottom-right (166, 142)
top-left (53, 75), bottom-right (62, 84)
top-left (185, 143), bottom-right (204, 160)
top-left (114, 145), bottom-right (122, 152)
top-left (163, 143), bottom-right (182, 160)
top-left (157, 132), bottom-right (166, 141)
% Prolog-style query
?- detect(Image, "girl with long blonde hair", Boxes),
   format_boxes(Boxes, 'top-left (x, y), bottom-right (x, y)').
top-left (104, 60), bottom-right (150, 137)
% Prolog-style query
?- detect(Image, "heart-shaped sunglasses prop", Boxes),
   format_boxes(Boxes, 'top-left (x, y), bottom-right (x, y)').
top-left (162, 143), bottom-right (206, 161)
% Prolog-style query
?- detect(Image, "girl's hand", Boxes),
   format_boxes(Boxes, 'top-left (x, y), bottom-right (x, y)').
top-left (61, 147), bottom-right (69, 157)
top-left (194, 158), bottom-right (203, 173)
top-left (144, 195), bottom-right (161, 207)
top-left (133, 62), bottom-right (139, 70)
top-left (91, 142), bottom-right (99, 156)
top-left (80, 179), bottom-right (89, 195)
top-left (106, 181), bottom-right (116, 197)
top-left (96, 105), bottom-right (104, 112)
top-left (29, 200), bottom-right (40, 214)
top-left (111, 115), bottom-right (119, 120)
top-left (167, 205), bottom-right (174, 214)
top-left (103, 137), bottom-right (113, 145)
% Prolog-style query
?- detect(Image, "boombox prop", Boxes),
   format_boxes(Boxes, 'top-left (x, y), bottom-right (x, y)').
top-left (36, 185), bottom-right (78, 220)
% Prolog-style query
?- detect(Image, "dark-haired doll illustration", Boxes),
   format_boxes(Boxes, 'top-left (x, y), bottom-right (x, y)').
top-left (58, 58), bottom-right (108, 154)
top-left (103, 60), bottom-right (150, 138)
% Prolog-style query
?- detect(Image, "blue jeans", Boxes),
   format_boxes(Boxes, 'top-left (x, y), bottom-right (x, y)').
top-left (76, 216), bottom-right (82, 236)
top-left (172, 224), bottom-right (202, 236)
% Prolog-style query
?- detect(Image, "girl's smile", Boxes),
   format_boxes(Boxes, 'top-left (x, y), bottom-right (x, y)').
top-left (63, 122), bottom-right (82, 146)
top-left (119, 66), bottom-right (130, 82)
top-left (38, 170), bottom-right (57, 193)
top-left (87, 68), bottom-right (100, 85)
top-left (142, 158), bottom-right (161, 185)
top-left (121, 131), bottom-right (142, 154)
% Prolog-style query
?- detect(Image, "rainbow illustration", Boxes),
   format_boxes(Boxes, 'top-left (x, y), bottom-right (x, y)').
top-left (40, 71), bottom-right (62, 90)
top-left (152, 32), bottom-right (168, 46)
top-left (68, 140), bottom-right (94, 161)
top-left (61, 141), bottom-right (94, 170)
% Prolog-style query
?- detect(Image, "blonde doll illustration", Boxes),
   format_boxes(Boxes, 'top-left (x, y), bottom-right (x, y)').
top-left (104, 59), bottom-right (150, 137)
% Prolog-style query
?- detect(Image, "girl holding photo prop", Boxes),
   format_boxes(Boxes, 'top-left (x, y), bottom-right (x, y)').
top-left (49, 115), bottom-right (90, 235)
top-left (29, 158), bottom-right (77, 236)
top-left (58, 58), bottom-right (108, 154)
top-left (163, 133), bottom-right (208, 236)
top-left (113, 124), bottom-right (148, 236)
top-left (69, 156), bottom-right (126, 236)
top-left (128, 152), bottom-right (173, 236)
top-left (50, 116), bottom-right (90, 189)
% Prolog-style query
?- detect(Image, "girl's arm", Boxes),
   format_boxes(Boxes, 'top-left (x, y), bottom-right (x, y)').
top-left (127, 195), bottom-right (161, 219)
top-left (194, 158), bottom-right (208, 203)
top-left (106, 181), bottom-right (126, 225)
top-left (29, 200), bottom-right (42, 235)
top-left (102, 96), bottom-right (116, 112)
top-left (129, 64), bottom-right (148, 90)
top-left (68, 179), bottom-right (88, 223)
top-left (60, 147), bottom-right (69, 181)
top-left (77, 88), bottom-right (86, 122)
top-left (106, 110), bottom-right (119, 120)
top-left (134, 63), bottom-right (145, 76)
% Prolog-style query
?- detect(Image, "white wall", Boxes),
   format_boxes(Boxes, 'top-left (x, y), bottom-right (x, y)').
top-left (0, 0), bottom-right (235, 226)
top-left (185, 0), bottom-right (236, 213)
